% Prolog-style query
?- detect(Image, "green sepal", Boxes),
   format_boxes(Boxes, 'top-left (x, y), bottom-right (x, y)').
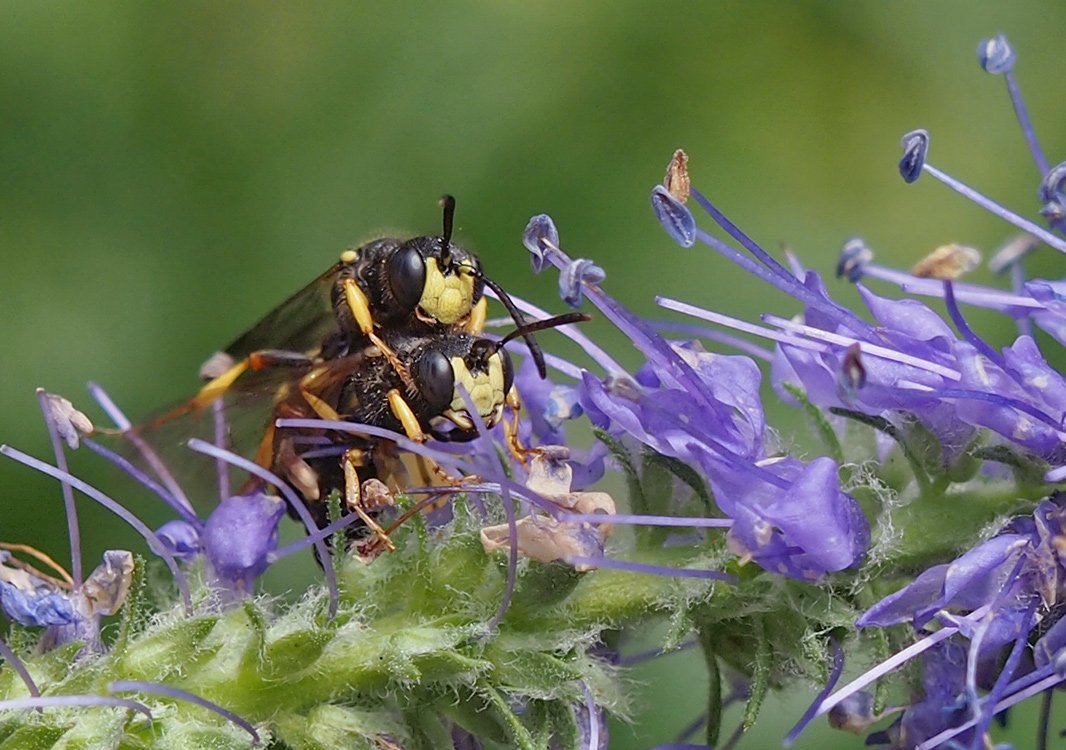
top-left (110, 615), bottom-right (219, 682)
top-left (782, 382), bottom-right (844, 465)
top-left (113, 554), bottom-right (148, 656)
top-left (0, 724), bottom-right (67, 750)
top-left (274, 704), bottom-right (408, 750)
top-left (743, 616), bottom-right (769, 731)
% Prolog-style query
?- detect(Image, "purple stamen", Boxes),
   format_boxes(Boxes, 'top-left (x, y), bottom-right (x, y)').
top-left (659, 298), bottom-right (824, 352)
top-left (783, 639), bottom-right (844, 747)
top-left (943, 281), bottom-right (1006, 369)
top-left (836, 238), bottom-right (874, 282)
top-left (924, 387), bottom-right (1066, 435)
top-left (899, 129), bottom-right (928, 183)
top-left (917, 161), bottom-right (1066, 254)
top-left (37, 390), bottom-right (82, 587)
top-left (652, 320), bottom-right (774, 362)
top-left (579, 680), bottom-right (600, 750)
top-left (897, 278), bottom-right (1044, 312)
top-left (211, 398), bottom-right (230, 502)
top-left (557, 513), bottom-right (730, 528)
top-left (87, 383), bottom-right (195, 517)
top-left (108, 680), bottom-right (259, 744)
top-left (81, 438), bottom-right (198, 525)
top-left (816, 608), bottom-right (987, 721)
top-left (660, 297), bottom-right (961, 381)
top-left (563, 556), bottom-right (737, 583)
top-left (967, 600), bottom-right (1038, 750)
top-left (0, 694), bottom-right (153, 723)
top-left (523, 213), bottom-right (559, 273)
top-left (269, 510), bottom-right (363, 561)
top-left (977, 33), bottom-right (1016, 75)
top-left (0, 637), bottom-right (40, 702)
top-left (0, 445), bottom-right (192, 613)
top-left (979, 34), bottom-right (1050, 177)
top-left (761, 312), bottom-right (962, 380)
top-left (690, 225), bottom-right (868, 337)
top-left (524, 218), bottom-right (729, 411)
top-left (560, 258), bottom-right (607, 308)
top-left (689, 186), bottom-right (860, 324)
top-left (185, 439), bottom-right (338, 620)
top-left (650, 184), bottom-right (696, 247)
top-left (452, 384), bottom-right (519, 632)
top-left (618, 639), bottom-right (698, 667)
top-left (1039, 161), bottom-right (1066, 226)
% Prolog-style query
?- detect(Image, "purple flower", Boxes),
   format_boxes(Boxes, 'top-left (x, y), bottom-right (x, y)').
top-left (201, 494), bottom-right (286, 596)
top-left (0, 552), bottom-right (77, 627)
top-left (0, 549), bottom-right (134, 656)
top-left (726, 457), bottom-right (869, 579)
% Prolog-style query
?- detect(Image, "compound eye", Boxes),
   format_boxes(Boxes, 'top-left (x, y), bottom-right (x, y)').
top-left (414, 349), bottom-right (455, 415)
top-left (387, 243), bottom-right (427, 311)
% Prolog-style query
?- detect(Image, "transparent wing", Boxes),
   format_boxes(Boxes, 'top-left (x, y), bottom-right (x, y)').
top-left (220, 261), bottom-right (342, 360)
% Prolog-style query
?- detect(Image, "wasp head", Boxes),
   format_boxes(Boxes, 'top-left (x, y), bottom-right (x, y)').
top-left (384, 195), bottom-right (485, 327)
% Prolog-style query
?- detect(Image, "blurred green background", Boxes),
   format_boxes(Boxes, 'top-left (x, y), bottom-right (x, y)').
top-left (3, 3), bottom-right (1065, 748)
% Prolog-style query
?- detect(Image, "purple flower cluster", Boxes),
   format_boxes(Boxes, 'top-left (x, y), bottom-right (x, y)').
top-left (522, 213), bottom-right (870, 582)
top-left (4, 29), bottom-right (1066, 750)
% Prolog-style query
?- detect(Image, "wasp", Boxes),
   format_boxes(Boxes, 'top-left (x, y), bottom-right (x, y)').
top-left (193, 196), bottom-right (549, 422)
top-left (125, 198), bottom-right (585, 550)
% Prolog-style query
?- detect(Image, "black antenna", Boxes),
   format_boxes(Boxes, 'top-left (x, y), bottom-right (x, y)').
top-left (438, 194), bottom-right (455, 270)
top-left (479, 275), bottom-right (550, 378)
top-left (471, 312), bottom-right (591, 374)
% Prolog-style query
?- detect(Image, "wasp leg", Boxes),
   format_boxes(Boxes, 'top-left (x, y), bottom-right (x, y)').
top-left (340, 277), bottom-right (376, 336)
top-left (504, 385), bottom-right (529, 465)
top-left (344, 450), bottom-right (395, 553)
top-left (153, 349), bottom-right (315, 428)
top-left (387, 389), bottom-right (426, 442)
top-left (300, 389), bottom-right (342, 422)
top-left (465, 296), bottom-right (488, 335)
top-left (275, 435), bottom-right (320, 501)
top-left (338, 277), bottom-right (416, 390)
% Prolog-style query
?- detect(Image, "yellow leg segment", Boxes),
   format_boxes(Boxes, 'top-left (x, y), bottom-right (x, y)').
top-left (300, 389), bottom-right (342, 422)
top-left (344, 452), bottom-right (394, 552)
top-left (387, 389), bottom-right (425, 442)
top-left (192, 359), bottom-right (249, 409)
top-left (148, 358), bottom-right (249, 428)
top-left (504, 385), bottom-right (529, 465)
top-left (342, 278), bottom-right (375, 335)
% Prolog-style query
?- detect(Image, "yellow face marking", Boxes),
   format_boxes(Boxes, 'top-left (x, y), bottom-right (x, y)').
top-left (465, 296), bottom-right (488, 334)
top-left (340, 249), bottom-right (358, 264)
top-left (442, 355), bottom-right (505, 429)
top-left (418, 257), bottom-right (476, 325)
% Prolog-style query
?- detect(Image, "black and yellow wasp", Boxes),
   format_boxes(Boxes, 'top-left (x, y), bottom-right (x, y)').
top-left (128, 197), bottom-right (583, 549)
